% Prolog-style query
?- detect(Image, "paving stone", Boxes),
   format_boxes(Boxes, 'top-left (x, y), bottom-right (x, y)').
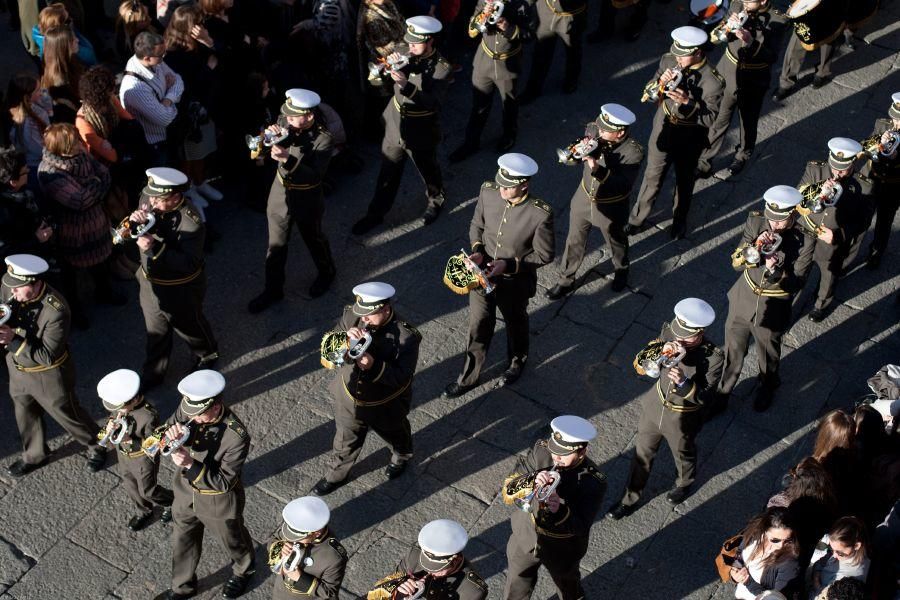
top-left (339, 530), bottom-right (409, 597)
top-left (9, 539), bottom-right (126, 600)
top-left (426, 435), bottom-right (517, 504)
top-left (0, 536), bottom-right (34, 594)
top-left (461, 388), bottom-right (558, 454)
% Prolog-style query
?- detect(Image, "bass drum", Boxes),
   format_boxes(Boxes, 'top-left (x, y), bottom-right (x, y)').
top-left (786, 0), bottom-right (847, 50)
top-left (846, 0), bottom-right (877, 31)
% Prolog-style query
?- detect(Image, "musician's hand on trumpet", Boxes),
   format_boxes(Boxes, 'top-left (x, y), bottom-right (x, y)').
top-left (279, 543), bottom-right (303, 581)
top-left (584, 154), bottom-right (599, 170)
top-left (816, 225), bottom-right (834, 244)
top-left (485, 259), bottom-right (507, 278)
top-left (666, 365), bottom-right (687, 387)
top-left (494, 16), bottom-right (509, 31)
top-left (534, 471), bottom-right (562, 512)
top-left (346, 326), bottom-right (375, 370)
top-left (164, 423), bottom-right (194, 468)
top-left (468, 252), bottom-right (484, 266)
top-left (396, 578), bottom-right (423, 597)
top-left (388, 52), bottom-right (409, 85)
top-left (665, 87), bottom-right (689, 106)
top-left (0, 325), bottom-right (14, 346)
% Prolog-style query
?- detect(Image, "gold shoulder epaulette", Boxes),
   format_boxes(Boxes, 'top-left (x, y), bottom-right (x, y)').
top-left (856, 173), bottom-right (873, 184)
top-left (809, 160), bottom-right (826, 167)
top-left (482, 180), bottom-right (499, 190)
top-left (748, 210), bottom-right (763, 217)
top-left (45, 294), bottom-right (64, 311)
top-left (709, 66), bottom-right (725, 85)
top-left (226, 416), bottom-right (249, 440)
top-left (531, 198), bottom-right (552, 214)
top-left (328, 537), bottom-right (348, 559)
top-left (588, 465), bottom-right (607, 482)
top-left (400, 321), bottom-right (422, 340)
top-left (184, 204), bottom-right (202, 225)
top-left (466, 571), bottom-right (488, 591)
top-left (537, 439), bottom-right (549, 448)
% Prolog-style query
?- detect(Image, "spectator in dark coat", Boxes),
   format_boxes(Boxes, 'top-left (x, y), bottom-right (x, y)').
top-left (0, 148), bottom-right (54, 264)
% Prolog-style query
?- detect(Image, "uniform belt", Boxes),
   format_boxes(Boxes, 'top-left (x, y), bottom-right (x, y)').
top-left (277, 171), bottom-right (321, 190)
top-left (192, 478), bottom-right (238, 495)
top-left (14, 350), bottom-right (69, 372)
top-left (480, 40), bottom-right (521, 60)
top-left (580, 180), bottom-right (629, 204)
top-left (532, 514), bottom-right (576, 538)
top-left (662, 102), bottom-right (698, 126)
top-left (342, 376), bottom-right (412, 407)
top-left (656, 381), bottom-right (701, 413)
top-left (392, 96), bottom-right (436, 117)
top-left (141, 267), bottom-right (202, 286)
top-left (725, 47), bottom-right (770, 70)
top-left (544, 0), bottom-right (586, 16)
top-left (743, 270), bottom-right (789, 297)
top-left (119, 448), bottom-right (146, 459)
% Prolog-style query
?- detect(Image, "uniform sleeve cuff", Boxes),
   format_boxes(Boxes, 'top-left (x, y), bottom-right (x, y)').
top-left (5, 337), bottom-right (23, 354)
top-left (185, 461), bottom-right (205, 482)
top-left (471, 241), bottom-right (485, 252)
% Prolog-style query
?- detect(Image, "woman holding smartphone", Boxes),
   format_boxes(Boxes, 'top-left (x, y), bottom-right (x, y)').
top-left (731, 507), bottom-right (801, 599)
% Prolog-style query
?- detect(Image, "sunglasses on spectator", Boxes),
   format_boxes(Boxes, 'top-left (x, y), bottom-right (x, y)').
top-left (767, 536), bottom-right (792, 545)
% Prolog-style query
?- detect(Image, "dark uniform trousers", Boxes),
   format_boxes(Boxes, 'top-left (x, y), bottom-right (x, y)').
top-left (465, 8), bottom-right (523, 144)
top-left (778, 33), bottom-right (836, 89)
top-left (621, 330), bottom-right (723, 506)
top-left (594, 0), bottom-right (649, 38)
top-left (718, 213), bottom-right (814, 395)
top-left (867, 118), bottom-right (900, 258)
top-left (460, 184), bottom-right (555, 386)
top-left (629, 56), bottom-right (724, 230)
top-left (3, 284), bottom-right (99, 465)
top-left (168, 407), bottom-right (254, 596)
top-left (796, 161), bottom-right (874, 311)
top-left (523, 0), bottom-right (587, 95)
top-left (558, 138), bottom-right (644, 282)
top-left (503, 441), bottom-right (606, 600)
top-left (116, 403), bottom-right (173, 512)
top-left (262, 120), bottom-right (335, 293)
top-left (365, 52), bottom-right (451, 220)
top-left (700, 6), bottom-right (784, 169)
top-left (324, 307), bottom-right (420, 484)
top-left (138, 201), bottom-right (217, 387)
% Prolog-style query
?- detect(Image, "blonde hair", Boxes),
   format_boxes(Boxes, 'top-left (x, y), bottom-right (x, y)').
top-left (38, 4), bottom-right (70, 34)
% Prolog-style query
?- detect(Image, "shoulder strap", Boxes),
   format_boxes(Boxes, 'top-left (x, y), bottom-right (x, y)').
top-left (124, 70), bottom-right (163, 102)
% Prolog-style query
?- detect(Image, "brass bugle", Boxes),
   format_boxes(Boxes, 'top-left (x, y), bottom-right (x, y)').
top-left (474, 0), bottom-right (505, 33)
top-left (861, 130), bottom-right (900, 161)
top-left (641, 66), bottom-right (683, 103)
top-left (112, 212), bottom-right (156, 245)
top-left (0, 303), bottom-right (12, 326)
top-left (98, 416), bottom-right (129, 448)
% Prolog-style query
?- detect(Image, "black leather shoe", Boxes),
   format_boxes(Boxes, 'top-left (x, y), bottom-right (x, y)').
top-left (7, 458), bottom-right (47, 478)
top-left (449, 142), bottom-right (479, 163)
top-left (498, 363), bottom-right (523, 387)
top-left (772, 87), bottom-right (791, 102)
top-left (154, 590), bottom-right (195, 600)
top-left (384, 461), bottom-right (408, 480)
top-left (87, 449), bottom-right (107, 472)
top-left (667, 223), bottom-right (686, 240)
top-left (221, 573), bottom-right (252, 599)
top-left (128, 511), bottom-right (154, 531)
top-left (545, 283), bottom-right (573, 301)
top-left (807, 308), bottom-right (827, 323)
top-left (308, 271), bottom-right (335, 299)
top-left (421, 204), bottom-right (442, 227)
top-left (714, 159), bottom-right (746, 181)
top-left (191, 352), bottom-right (219, 372)
top-left (351, 215), bottom-right (383, 236)
top-left (312, 477), bottom-right (346, 496)
top-left (442, 382), bottom-right (477, 399)
top-left (605, 502), bottom-right (636, 521)
top-left (495, 135), bottom-right (516, 153)
top-left (665, 486), bottom-right (690, 506)
top-left (610, 270), bottom-right (628, 292)
top-left (160, 506), bottom-right (173, 523)
top-left (753, 386), bottom-right (775, 412)
top-left (812, 76), bottom-right (831, 89)
top-left (623, 223), bottom-right (640, 236)
top-left (247, 290), bottom-right (284, 314)
top-left (866, 250), bottom-right (882, 269)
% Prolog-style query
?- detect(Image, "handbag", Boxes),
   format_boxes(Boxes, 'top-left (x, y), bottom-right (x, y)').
top-left (715, 534), bottom-right (743, 582)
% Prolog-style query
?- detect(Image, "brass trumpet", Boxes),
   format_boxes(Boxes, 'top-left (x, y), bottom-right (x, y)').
top-left (320, 329), bottom-right (373, 369)
top-left (112, 212), bottom-right (156, 245)
top-left (473, 0), bottom-right (505, 33)
top-left (366, 571), bottom-right (426, 600)
top-left (634, 341), bottom-right (687, 378)
top-left (98, 416), bottom-right (129, 448)
top-left (798, 179), bottom-right (842, 214)
top-left (0, 303), bottom-right (12, 326)
top-left (443, 249), bottom-right (495, 295)
top-left (368, 53), bottom-right (410, 79)
top-left (502, 466), bottom-right (561, 512)
top-left (556, 137), bottom-right (601, 166)
top-left (712, 10), bottom-right (748, 43)
top-left (142, 424), bottom-right (191, 457)
top-left (861, 130), bottom-right (900, 162)
top-left (245, 127), bottom-right (290, 155)
top-left (741, 232), bottom-right (782, 266)
top-left (641, 66), bottom-right (683, 103)
top-left (269, 543), bottom-right (311, 574)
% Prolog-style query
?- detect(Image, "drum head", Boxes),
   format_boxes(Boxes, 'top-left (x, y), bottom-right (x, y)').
top-left (788, 0), bottom-right (822, 18)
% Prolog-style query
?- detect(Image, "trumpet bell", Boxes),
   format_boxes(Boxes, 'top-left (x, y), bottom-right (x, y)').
top-left (112, 213), bottom-right (156, 245)
top-left (0, 303), bottom-right (11, 326)
top-left (556, 148), bottom-right (577, 166)
top-left (742, 245), bottom-right (761, 265)
top-left (640, 358), bottom-right (662, 379)
top-left (161, 427), bottom-right (191, 456)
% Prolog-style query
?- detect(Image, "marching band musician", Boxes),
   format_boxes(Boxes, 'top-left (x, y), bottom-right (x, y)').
top-left (697, 0), bottom-right (786, 180)
top-left (502, 416), bottom-right (606, 600)
top-left (546, 103), bottom-right (644, 299)
top-left (132, 167), bottom-right (218, 391)
top-left (624, 26), bottom-right (725, 240)
top-left (248, 89), bottom-right (337, 314)
top-left (313, 282), bottom-right (421, 496)
top-left (0, 254), bottom-right (107, 477)
top-left (96, 368), bottom-right (173, 531)
top-left (366, 519), bottom-right (487, 599)
top-left (715, 186), bottom-right (814, 414)
top-left (795, 137), bottom-right (874, 323)
top-left (518, 0), bottom-right (587, 102)
top-left (352, 16), bottom-right (451, 235)
top-left (605, 298), bottom-right (723, 521)
top-left (442, 153), bottom-right (554, 398)
top-left (449, 0), bottom-right (529, 162)
top-left (863, 92), bottom-right (900, 269)
top-left (268, 496), bottom-right (348, 599)
top-left (771, 0), bottom-right (841, 100)
top-left (155, 370), bottom-right (255, 600)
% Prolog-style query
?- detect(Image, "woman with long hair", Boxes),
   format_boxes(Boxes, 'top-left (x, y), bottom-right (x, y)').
top-left (814, 409), bottom-right (863, 516)
top-left (114, 0), bottom-right (154, 64)
top-left (31, 3), bottom-right (98, 65)
top-left (41, 26), bottom-right (84, 124)
top-left (5, 73), bottom-right (51, 190)
top-left (731, 507), bottom-right (801, 599)
top-left (808, 516), bottom-right (870, 599)
top-left (38, 123), bottom-right (124, 328)
top-left (163, 4), bottom-right (222, 210)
